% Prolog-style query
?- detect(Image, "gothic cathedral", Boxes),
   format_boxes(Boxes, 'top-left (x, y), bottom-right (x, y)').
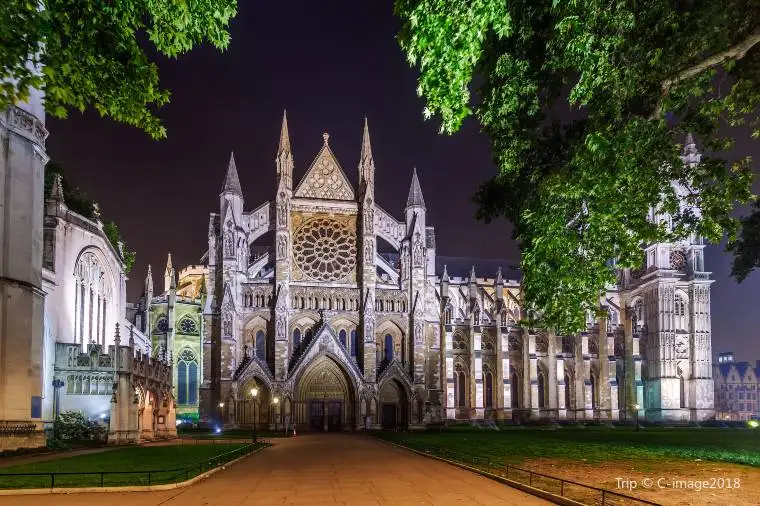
top-left (192, 113), bottom-right (713, 430)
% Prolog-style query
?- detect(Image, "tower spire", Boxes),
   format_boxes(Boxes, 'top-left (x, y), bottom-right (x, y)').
top-left (276, 110), bottom-right (294, 190)
top-left (145, 264), bottom-right (154, 295)
top-left (359, 117), bottom-right (374, 184)
top-left (49, 173), bottom-right (64, 202)
top-left (221, 151), bottom-right (242, 196)
top-left (278, 110), bottom-right (291, 157)
top-left (406, 167), bottom-right (426, 208)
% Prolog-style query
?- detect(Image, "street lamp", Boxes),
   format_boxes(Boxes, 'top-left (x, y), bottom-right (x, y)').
top-left (273, 396), bottom-right (280, 432)
top-left (634, 403), bottom-right (640, 432)
top-left (250, 387), bottom-right (259, 443)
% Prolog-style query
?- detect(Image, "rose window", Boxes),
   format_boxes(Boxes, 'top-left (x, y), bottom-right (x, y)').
top-left (293, 216), bottom-right (356, 281)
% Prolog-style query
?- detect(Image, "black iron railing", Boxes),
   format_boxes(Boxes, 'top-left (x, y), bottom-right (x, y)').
top-left (0, 440), bottom-right (269, 490)
top-left (394, 440), bottom-right (661, 506)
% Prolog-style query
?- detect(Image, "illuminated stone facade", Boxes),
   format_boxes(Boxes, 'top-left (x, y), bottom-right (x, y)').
top-left (192, 115), bottom-right (714, 429)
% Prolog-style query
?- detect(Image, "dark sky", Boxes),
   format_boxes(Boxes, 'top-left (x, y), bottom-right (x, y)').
top-left (45, 1), bottom-right (759, 360)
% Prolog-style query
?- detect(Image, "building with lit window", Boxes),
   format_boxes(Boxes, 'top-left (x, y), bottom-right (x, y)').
top-left (170, 114), bottom-right (714, 429)
top-left (714, 352), bottom-right (759, 421)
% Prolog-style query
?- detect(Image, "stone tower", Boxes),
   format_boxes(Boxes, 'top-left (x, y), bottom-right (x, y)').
top-left (358, 119), bottom-right (377, 387)
top-left (625, 134), bottom-right (714, 421)
top-left (274, 111), bottom-right (293, 384)
top-left (0, 83), bottom-right (49, 449)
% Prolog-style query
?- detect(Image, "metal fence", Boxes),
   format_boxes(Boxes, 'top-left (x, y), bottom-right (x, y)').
top-left (396, 440), bottom-right (661, 506)
top-left (0, 440), bottom-right (269, 490)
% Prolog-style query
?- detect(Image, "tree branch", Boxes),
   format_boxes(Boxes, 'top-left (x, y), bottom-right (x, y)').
top-left (648, 28), bottom-right (760, 120)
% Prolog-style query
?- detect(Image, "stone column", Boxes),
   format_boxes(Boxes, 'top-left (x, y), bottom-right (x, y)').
top-left (690, 283), bottom-right (713, 421)
top-left (472, 327), bottom-right (484, 419)
top-left (526, 329), bottom-right (539, 418)
top-left (598, 317), bottom-right (611, 419)
top-left (547, 330), bottom-right (558, 415)
top-left (444, 328), bottom-right (455, 420)
top-left (555, 334), bottom-right (566, 419)
top-left (0, 103), bottom-right (48, 451)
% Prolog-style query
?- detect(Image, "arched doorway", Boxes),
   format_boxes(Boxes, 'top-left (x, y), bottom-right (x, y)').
top-left (379, 379), bottom-right (408, 430)
top-left (295, 356), bottom-right (356, 431)
top-left (236, 378), bottom-right (271, 428)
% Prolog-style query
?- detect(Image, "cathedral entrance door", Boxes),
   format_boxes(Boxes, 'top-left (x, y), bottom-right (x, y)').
top-left (309, 400), bottom-right (324, 430)
top-left (327, 401), bottom-right (342, 431)
top-left (381, 404), bottom-right (397, 429)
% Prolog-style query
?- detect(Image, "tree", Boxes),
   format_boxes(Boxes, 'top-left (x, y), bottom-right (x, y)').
top-left (729, 198), bottom-right (760, 282)
top-left (1, 0), bottom-right (237, 139)
top-left (44, 162), bottom-right (136, 273)
top-left (395, 0), bottom-right (759, 333)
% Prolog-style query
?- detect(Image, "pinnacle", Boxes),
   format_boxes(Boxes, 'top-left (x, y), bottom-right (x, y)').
top-left (165, 253), bottom-right (173, 275)
top-left (442, 264), bottom-right (449, 281)
top-left (359, 117), bottom-right (375, 184)
top-left (406, 167), bottom-right (426, 208)
top-left (50, 173), bottom-right (64, 202)
top-left (221, 151), bottom-right (243, 196)
top-left (470, 265), bottom-right (477, 282)
top-left (278, 110), bottom-right (291, 155)
top-left (361, 117), bottom-right (372, 162)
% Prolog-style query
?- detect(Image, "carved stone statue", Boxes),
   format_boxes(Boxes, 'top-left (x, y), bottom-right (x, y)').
top-left (222, 312), bottom-right (232, 337)
top-left (412, 232), bottom-right (424, 267)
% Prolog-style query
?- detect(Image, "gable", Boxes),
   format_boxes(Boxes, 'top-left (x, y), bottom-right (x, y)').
top-left (294, 143), bottom-right (355, 201)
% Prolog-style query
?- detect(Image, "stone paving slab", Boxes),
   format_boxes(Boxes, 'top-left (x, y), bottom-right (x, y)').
top-left (0, 434), bottom-right (550, 505)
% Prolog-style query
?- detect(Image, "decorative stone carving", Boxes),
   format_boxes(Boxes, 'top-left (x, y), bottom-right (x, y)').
top-left (363, 204), bottom-right (374, 231)
top-left (292, 215), bottom-right (356, 282)
top-left (294, 151), bottom-right (354, 200)
top-left (412, 232), bottom-right (424, 267)
top-left (364, 239), bottom-right (374, 264)
top-left (222, 312), bottom-right (233, 338)
top-left (414, 321), bottom-right (424, 345)
top-left (277, 234), bottom-right (287, 259)
top-left (277, 203), bottom-right (288, 227)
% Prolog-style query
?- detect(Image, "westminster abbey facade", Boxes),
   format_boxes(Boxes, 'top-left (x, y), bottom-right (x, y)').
top-left (189, 115), bottom-right (713, 430)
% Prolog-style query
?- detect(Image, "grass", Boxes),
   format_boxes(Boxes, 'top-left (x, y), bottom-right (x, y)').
top-left (0, 442), bottom-right (266, 489)
top-left (179, 427), bottom-right (292, 439)
top-left (375, 426), bottom-right (760, 468)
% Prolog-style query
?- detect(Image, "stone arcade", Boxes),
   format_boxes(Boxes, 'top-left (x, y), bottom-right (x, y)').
top-left (192, 114), bottom-right (714, 430)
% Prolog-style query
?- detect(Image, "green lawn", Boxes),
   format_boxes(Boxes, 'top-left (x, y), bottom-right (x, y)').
top-left (183, 429), bottom-right (291, 440)
top-left (0, 442), bottom-right (266, 489)
top-left (375, 426), bottom-right (760, 469)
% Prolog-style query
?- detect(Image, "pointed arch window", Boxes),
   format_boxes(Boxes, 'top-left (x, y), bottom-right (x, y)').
top-left (456, 370), bottom-right (467, 407)
top-left (256, 330), bottom-right (266, 360)
top-left (350, 330), bottom-right (358, 356)
top-left (293, 329), bottom-right (301, 354)
top-left (675, 294), bottom-right (688, 331)
top-left (177, 349), bottom-right (198, 406)
top-left (485, 371), bottom-right (494, 408)
top-left (564, 373), bottom-right (571, 409)
top-left (339, 329), bottom-right (346, 348)
top-left (538, 370), bottom-right (546, 408)
top-left (384, 334), bottom-right (393, 362)
top-left (680, 374), bottom-right (686, 408)
top-left (510, 369), bottom-right (519, 408)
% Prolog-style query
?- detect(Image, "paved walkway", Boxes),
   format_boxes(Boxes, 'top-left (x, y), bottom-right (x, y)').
top-left (0, 434), bottom-right (550, 505)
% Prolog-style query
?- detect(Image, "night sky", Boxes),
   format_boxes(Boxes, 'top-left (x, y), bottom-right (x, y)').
top-left (44, 2), bottom-right (759, 360)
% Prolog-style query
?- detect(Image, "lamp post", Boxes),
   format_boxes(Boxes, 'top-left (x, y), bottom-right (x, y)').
top-left (273, 396), bottom-right (280, 433)
top-left (218, 402), bottom-right (224, 429)
top-left (250, 387), bottom-right (259, 443)
top-left (634, 403), bottom-right (640, 432)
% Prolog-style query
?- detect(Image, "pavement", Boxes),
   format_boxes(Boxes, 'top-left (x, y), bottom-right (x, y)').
top-left (0, 433), bottom-right (550, 505)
